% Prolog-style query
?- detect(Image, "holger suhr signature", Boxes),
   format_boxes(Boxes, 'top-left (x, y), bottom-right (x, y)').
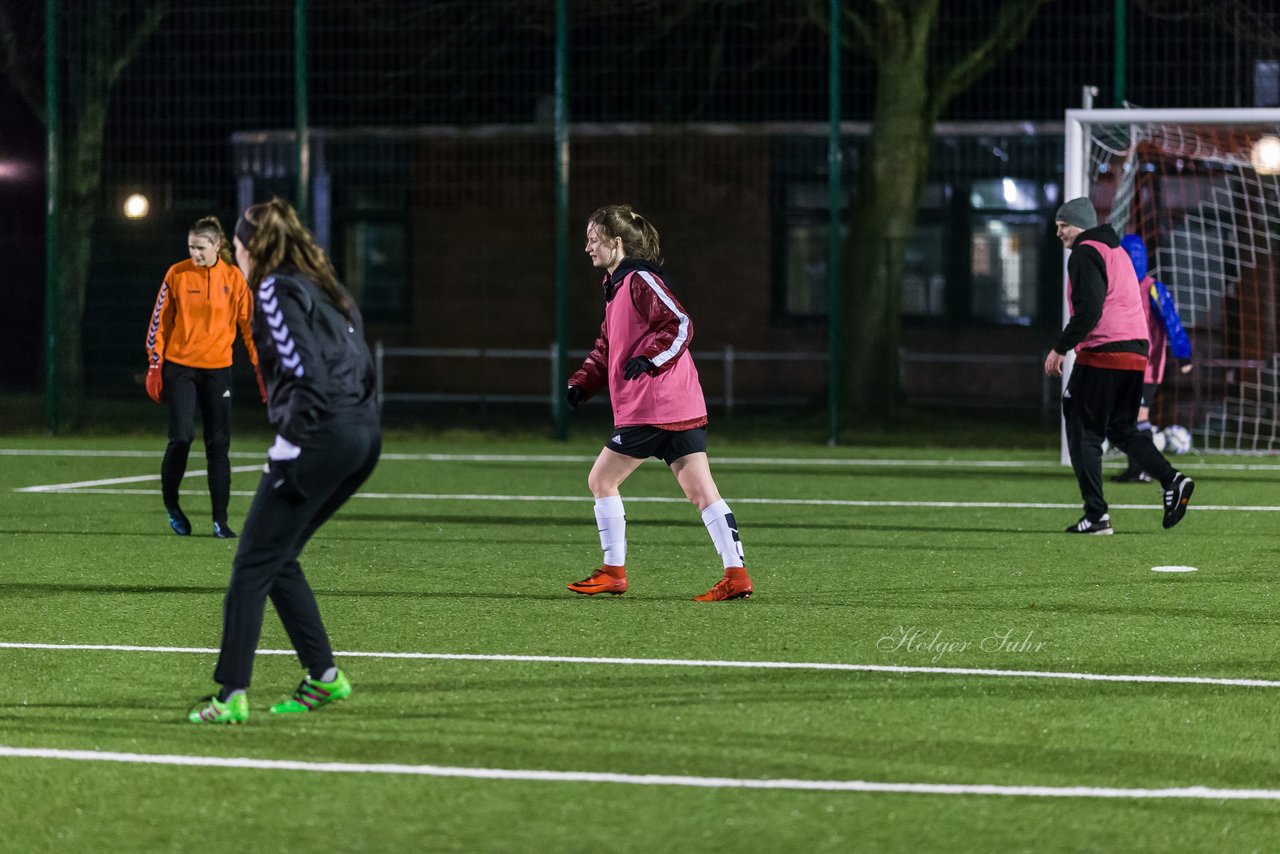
top-left (877, 626), bottom-right (1047, 663)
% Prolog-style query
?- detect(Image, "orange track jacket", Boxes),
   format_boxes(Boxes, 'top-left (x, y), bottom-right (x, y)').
top-left (146, 258), bottom-right (258, 370)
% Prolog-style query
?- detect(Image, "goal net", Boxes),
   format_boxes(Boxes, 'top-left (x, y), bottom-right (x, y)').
top-left (1065, 108), bottom-right (1280, 454)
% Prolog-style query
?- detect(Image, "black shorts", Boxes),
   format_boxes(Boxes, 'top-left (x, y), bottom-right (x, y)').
top-left (605, 425), bottom-right (707, 465)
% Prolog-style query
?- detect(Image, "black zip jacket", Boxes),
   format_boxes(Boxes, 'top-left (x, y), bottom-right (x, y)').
top-left (252, 268), bottom-right (378, 446)
top-left (1054, 224), bottom-right (1149, 357)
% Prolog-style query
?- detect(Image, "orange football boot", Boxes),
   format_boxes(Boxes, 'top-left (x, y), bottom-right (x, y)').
top-left (567, 566), bottom-right (628, 596)
top-left (694, 568), bottom-right (753, 601)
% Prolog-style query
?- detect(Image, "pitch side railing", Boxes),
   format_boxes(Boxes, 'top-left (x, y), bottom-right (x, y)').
top-left (374, 343), bottom-right (1053, 420)
top-left (373, 343), bottom-right (826, 415)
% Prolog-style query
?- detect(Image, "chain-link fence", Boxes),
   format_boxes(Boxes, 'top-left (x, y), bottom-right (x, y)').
top-left (5, 0), bottom-right (1277, 426)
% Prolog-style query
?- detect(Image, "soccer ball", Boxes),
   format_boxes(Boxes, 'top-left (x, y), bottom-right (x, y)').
top-left (1162, 424), bottom-right (1193, 455)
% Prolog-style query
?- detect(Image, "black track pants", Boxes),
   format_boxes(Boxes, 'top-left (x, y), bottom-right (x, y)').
top-left (213, 417), bottom-right (381, 691)
top-left (162, 363), bottom-right (232, 521)
top-left (1062, 364), bottom-right (1176, 521)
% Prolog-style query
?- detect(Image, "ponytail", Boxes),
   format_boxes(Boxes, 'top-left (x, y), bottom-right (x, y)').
top-left (238, 197), bottom-right (354, 321)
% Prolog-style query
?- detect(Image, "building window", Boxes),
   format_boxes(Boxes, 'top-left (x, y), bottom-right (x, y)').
top-left (969, 215), bottom-right (1042, 325)
top-left (781, 220), bottom-right (840, 317)
top-left (343, 219), bottom-right (409, 319)
top-left (776, 175), bottom-right (1050, 327)
top-left (970, 177), bottom-right (1040, 211)
top-left (965, 179), bottom-right (1046, 326)
top-left (901, 219), bottom-right (948, 318)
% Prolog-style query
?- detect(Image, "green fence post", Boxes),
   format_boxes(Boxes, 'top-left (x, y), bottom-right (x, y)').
top-left (1114, 0), bottom-right (1126, 106)
top-left (44, 0), bottom-right (59, 433)
top-left (295, 0), bottom-right (310, 224)
top-left (553, 0), bottom-right (570, 440)
top-left (826, 0), bottom-right (842, 445)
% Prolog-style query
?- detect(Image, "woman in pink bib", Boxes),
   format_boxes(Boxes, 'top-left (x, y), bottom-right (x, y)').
top-left (565, 205), bottom-right (753, 601)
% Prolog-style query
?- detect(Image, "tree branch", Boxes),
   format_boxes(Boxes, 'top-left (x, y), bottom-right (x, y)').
top-left (909, 0), bottom-right (942, 53)
top-left (746, 10), bottom-right (810, 76)
top-left (797, 0), bottom-right (878, 58)
top-left (0, 0), bottom-right (45, 123)
top-left (110, 2), bottom-right (169, 85)
top-left (930, 0), bottom-right (1048, 118)
top-left (839, 2), bottom-right (879, 56)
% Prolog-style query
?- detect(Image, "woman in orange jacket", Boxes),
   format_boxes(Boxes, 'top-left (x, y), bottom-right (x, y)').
top-left (145, 215), bottom-right (265, 538)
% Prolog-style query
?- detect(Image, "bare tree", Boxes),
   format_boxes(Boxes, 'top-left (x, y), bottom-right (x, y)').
top-left (804, 0), bottom-right (1049, 420)
top-left (0, 0), bottom-right (167, 430)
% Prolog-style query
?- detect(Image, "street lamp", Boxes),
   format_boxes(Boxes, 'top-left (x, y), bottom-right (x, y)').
top-left (123, 193), bottom-right (150, 219)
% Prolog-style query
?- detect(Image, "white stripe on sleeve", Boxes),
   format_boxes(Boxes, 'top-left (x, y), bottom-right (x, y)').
top-left (636, 270), bottom-right (689, 367)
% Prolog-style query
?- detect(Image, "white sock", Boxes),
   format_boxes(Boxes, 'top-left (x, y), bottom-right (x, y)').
top-left (701, 499), bottom-right (745, 569)
top-left (317, 667), bottom-right (338, 683)
top-left (594, 495), bottom-right (627, 566)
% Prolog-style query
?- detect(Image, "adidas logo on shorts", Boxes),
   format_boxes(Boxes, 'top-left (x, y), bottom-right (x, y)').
top-left (611, 435), bottom-right (622, 444)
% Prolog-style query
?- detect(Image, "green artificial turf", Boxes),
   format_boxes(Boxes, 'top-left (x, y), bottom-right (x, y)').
top-left (1, 435), bottom-right (1278, 852)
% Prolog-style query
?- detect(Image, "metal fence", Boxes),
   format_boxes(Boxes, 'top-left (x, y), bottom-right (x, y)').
top-left (8, 0), bottom-right (1278, 426)
top-left (375, 343), bottom-right (1057, 422)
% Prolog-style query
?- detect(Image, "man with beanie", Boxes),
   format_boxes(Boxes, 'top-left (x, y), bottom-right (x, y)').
top-left (1043, 197), bottom-right (1194, 534)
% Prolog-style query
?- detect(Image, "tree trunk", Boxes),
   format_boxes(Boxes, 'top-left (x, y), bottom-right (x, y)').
top-left (51, 88), bottom-right (110, 430)
top-left (53, 195), bottom-right (97, 429)
top-left (44, 4), bottom-right (167, 430)
top-left (839, 40), bottom-right (932, 422)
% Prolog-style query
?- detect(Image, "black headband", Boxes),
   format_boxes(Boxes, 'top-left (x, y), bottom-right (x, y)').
top-left (234, 214), bottom-right (257, 248)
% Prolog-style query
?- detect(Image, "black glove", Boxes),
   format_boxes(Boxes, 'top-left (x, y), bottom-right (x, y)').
top-left (267, 458), bottom-right (307, 504)
top-left (623, 356), bottom-right (654, 381)
top-left (566, 385), bottom-right (584, 410)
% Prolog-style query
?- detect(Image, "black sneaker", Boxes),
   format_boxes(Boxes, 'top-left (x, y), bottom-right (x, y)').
top-left (167, 507), bottom-right (191, 536)
top-left (1111, 469), bottom-right (1152, 483)
top-left (1065, 515), bottom-right (1113, 535)
top-left (1162, 473), bottom-right (1195, 529)
top-left (212, 520), bottom-right (237, 539)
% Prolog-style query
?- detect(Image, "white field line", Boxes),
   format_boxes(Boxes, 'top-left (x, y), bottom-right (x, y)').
top-left (8, 486), bottom-right (1280, 512)
top-left (2, 642), bottom-right (1278, 689)
top-left (1, 746), bottom-right (1277, 800)
top-left (5, 446), bottom-right (1280, 471)
top-left (15, 465), bottom-right (261, 493)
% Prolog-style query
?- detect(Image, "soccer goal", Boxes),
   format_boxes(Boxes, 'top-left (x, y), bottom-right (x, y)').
top-left (1064, 107), bottom-right (1280, 455)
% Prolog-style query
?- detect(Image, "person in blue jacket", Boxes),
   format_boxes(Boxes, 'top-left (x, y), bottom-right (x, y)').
top-left (1113, 234), bottom-right (1193, 483)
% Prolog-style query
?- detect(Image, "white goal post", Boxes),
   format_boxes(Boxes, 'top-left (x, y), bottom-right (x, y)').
top-left (1062, 107), bottom-right (1280, 461)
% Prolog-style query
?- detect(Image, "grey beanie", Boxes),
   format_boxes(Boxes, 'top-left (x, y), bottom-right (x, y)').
top-left (1055, 197), bottom-right (1097, 229)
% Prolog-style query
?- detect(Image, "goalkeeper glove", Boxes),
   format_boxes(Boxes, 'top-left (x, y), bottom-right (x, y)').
top-left (145, 364), bottom-right (163, 403)
top-left (623, 356), bottom-right (654, 381)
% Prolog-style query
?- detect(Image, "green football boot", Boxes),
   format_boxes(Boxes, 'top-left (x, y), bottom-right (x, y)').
top-left (188, 692), bottom-right (249, 724)
top-left (269, 670), bottom-right (352, 714)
